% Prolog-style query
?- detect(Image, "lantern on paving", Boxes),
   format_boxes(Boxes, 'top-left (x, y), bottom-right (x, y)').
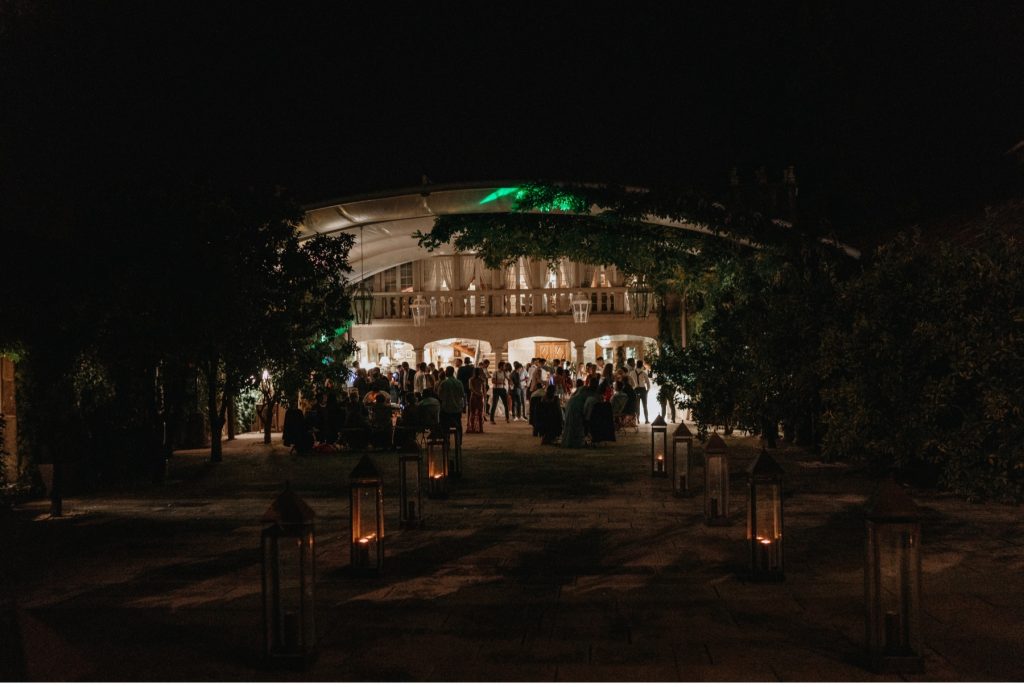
top-left (865, 480), bottom-right (924, 674)
top-left (398, 452), bottom-right (423, 529)
top-left (672, 422), bottom-right (693, 497)
top-left (703, 432), bottom-right (730, 525)
top-left (426, 434), bottom-right (449, 499)
top-left (411, 295), bottom-right (429, 327)
top-left (261, 484), bottom-right (316, 665)
top-left (650, 415), bottom-right (668, 477)
top-left (349, 455), bottom-right (384, 575)
top-left (628, 275), bottom-right (653, 319)
top-left (746, 449), bottom-right (785, 581)
top-left (570, 291), bottom-right (591, 324)
top-left (447, 425), bottom-right (462, 478)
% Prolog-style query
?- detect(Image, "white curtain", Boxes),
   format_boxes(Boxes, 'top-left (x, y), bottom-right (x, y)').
top-left (460, 255), bottom-right (477, 289)
top-left (505, 263), bottom-right (517, 289)
top-left (609, 264), bottom-right (626, 287)
top-left (557, 260), bottom-right (577, 289)
top-left (421, 258), bottom-right (440, 291)
top-left (438, 256), bottom-right (455, 291)
top-left (519, 257), bottom-right (535, 289)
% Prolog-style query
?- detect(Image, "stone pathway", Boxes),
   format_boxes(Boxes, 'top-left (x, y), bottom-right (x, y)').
top-left (1, 418), bottom-right (1022, 680)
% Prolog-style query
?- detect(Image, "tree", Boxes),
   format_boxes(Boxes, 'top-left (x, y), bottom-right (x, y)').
top-left (153, 183), bottom-right (355, 462)
top-left (821, 231), bottom-right (1024, 501)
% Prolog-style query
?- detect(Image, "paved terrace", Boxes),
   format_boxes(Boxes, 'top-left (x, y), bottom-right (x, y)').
top-left (1, 420), bottom-right (1022, 681)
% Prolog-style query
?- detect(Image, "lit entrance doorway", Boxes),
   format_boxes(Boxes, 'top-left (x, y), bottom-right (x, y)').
top-left (423, 338), bottom-right (494, 368)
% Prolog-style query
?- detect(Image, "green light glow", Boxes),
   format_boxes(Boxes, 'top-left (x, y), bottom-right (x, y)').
top-left (478, 187), bottom-right (521, 205)
top-left (479, 186), bottom-right (582, 213)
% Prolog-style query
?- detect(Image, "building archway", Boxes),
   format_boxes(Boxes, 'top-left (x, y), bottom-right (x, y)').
top-left (421, 337), bottom-right (494, 368)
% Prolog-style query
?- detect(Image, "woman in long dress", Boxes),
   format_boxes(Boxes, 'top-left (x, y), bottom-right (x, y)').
top-left (560, 380), bottom-right (595, 448)
top-left (467, 367), bottom-right (487, 433)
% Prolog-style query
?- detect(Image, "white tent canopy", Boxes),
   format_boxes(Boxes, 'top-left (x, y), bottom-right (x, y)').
top-left (299, 181), bottom-right (859, 278)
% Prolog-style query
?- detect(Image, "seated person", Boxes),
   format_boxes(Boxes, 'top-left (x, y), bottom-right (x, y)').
top-left (283, 402), bottom-right (314, 454)
top-left (368, 393), bottom-right (394, 449)
top-left (611, 381), bottom-right (630, 416)
top-left (340, 398), bottom-right (370, 450)
top-left (536, 385), bottom-right (564, 445)
top-left (394, 392), bottom-right (420, 449)
top-left (417, 389), bottom-right (442, 434)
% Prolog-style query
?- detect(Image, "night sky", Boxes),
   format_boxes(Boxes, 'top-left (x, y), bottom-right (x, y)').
top-left (5, 3), bottom-right (1023, 236)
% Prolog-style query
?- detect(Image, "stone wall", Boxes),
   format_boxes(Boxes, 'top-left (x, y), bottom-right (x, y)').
top-left (0, 356), bottom-right (17, 482)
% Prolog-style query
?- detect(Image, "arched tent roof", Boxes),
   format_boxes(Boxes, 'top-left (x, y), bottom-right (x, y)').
top-left (299, 181), bottom-right (860, 278)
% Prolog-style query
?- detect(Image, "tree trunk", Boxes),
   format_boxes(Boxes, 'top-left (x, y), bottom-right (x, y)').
top-left (226, 392), bottom-right (235, 441)
top-left (263, 394), bottom-right (274, 445)
top-left (206, 366), bottom-right (223, 463)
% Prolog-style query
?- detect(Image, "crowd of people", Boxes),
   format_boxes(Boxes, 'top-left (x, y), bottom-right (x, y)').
top-left (280, 355), bottom-right (676, 453)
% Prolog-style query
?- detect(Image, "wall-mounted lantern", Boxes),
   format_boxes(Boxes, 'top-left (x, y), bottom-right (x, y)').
top-left (571, 291), bottom-right (592, 324)
top-left (628, 275), bottom-right (653, 319)
top-left (411, 295), bottom-right (429, 327)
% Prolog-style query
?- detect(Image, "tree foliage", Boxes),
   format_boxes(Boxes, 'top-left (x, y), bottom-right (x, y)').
top-left (821, 231), bottom-right (1024, 501)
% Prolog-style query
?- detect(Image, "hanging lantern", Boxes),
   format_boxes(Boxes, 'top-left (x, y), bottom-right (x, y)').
top-left (352, 226), bottom-right (373, 325)
top-left (704, 432), bottom-right (730, 525)
top-left (747, 449), bottom-right (785, 581)
top-left (628, 275), bottom-right (652, 319)
top-left (426, 434), bottom-right (449, 499)
top-left (650, 414), bottom-right (668, 477)
top-left (398, 452), bottom-right (423, 529)
top-left (570, 291), bottom-right (592, 324)
top-left (447, 425), bottom-right (462, 479)
top-left (865, 480), bottom-right (924, 673)
top-left (261, 484), bottom-right (317, 665)
top-left (672, 422), bottom-right (693, 497)
top-left (411, 295), bottom-right (429, 327)
top-left (349, 455), bottom-right (384, 575)
top-left (351, 282), bottom-right (374, 326)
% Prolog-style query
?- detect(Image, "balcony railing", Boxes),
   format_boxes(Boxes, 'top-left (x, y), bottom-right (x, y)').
top-left (368, 287), bottom-right (634, 320)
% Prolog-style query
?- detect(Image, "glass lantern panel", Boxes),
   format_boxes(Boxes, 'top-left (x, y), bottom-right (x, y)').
top-left (673, 441), bottom-right (690, 492)
top-left (877, 524), bottom-right (919, 655)
top-left (706, 454), bottom-right (727, 517)
top-left (754, 484), bottom-right (782, 541)
top-left (352, 486), bottom-right (382, 566)
top-left (264, 533), bottom-right (308, 653)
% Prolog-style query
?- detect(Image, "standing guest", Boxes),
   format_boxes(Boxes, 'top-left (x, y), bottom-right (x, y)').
top-left (437, 365), bottom-right (464, 447)
top-left (529, 358), bottom-right (545, 392)
top-left (354, 368), bottom-right (370, 399)
top-left (600, 363), bottom-right (615, 402)
top-left (489, 361), bottom-right (511, 423)
top-left (456, 356), bottom-right (475, 414)
top-left (467, 367), bottom-right (487, 433)
top-left (510, 361), bottom-right (525, 421)
top-left (633, 359), bottom-right (652, 423)
top-left (414, 362), bottom-right (428, 398)
top-left (528, 383), bottom-right (547, 437)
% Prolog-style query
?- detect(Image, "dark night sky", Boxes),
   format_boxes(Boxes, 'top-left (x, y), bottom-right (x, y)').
top-left (6, 2), bottom-right (1024, 235)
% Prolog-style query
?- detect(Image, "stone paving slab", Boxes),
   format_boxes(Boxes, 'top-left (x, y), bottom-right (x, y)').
top-left (2, 423), bottom-right (1023, 680)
